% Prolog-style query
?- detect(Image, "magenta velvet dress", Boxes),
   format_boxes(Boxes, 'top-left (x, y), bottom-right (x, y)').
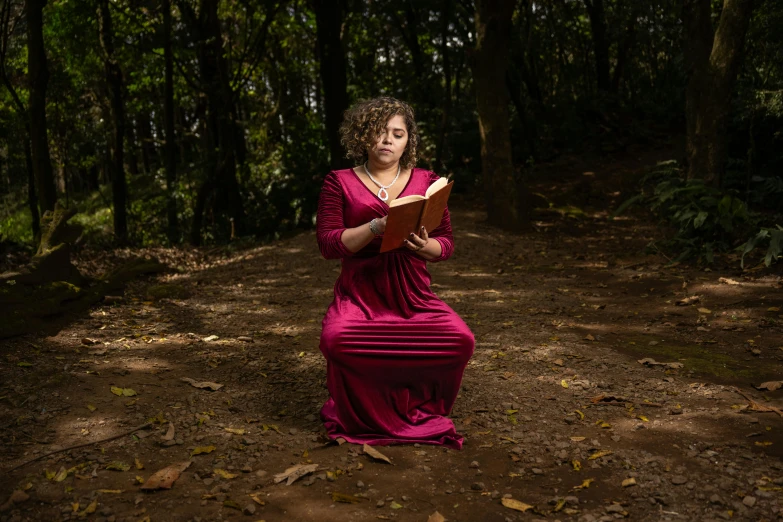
top-left (316, 167), bottom-right (474, 449)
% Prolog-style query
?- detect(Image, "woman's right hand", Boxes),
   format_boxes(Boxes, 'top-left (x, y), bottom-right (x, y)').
top-left (375, 215), bottom-right (388, 234)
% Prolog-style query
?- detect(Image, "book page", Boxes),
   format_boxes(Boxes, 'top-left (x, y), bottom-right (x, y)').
top-left (425, 177), bottom-right (449, 198)
top-left (420, 181), bottom-right (453, 233)
top-left (389, 194), bottom-right (425, 207)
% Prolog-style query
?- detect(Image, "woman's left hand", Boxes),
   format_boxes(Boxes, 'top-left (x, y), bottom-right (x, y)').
top-left (404, 226), bottom-right (429, 253)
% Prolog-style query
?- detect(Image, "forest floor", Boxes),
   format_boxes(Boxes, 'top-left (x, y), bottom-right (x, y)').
top-left (2, 146), bottom-right (783, 522)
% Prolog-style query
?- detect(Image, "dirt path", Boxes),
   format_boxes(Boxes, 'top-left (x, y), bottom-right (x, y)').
top-left (2, 149), bottom-right (783, 522)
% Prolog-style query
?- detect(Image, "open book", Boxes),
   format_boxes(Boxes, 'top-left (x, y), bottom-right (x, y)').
top-left (380, 177), bottom-right (453, 253)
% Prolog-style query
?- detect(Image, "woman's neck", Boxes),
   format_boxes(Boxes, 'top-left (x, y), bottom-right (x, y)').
top-left (365, 159), bottom-right (400, 184)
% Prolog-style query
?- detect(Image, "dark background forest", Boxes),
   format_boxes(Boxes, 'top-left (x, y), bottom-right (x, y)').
top-left (0, 0), bottom-right (781, 265)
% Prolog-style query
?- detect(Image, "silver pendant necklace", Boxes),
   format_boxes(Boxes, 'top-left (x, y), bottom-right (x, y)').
top-left (364, 162), bottom-right (400, 202)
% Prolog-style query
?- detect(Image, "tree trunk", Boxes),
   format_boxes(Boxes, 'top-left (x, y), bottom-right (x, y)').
top-left (313, 0), bottom-right (350, 170)
top-left (97, 0), bottom-right (128, 244)
top-left (472, 0), bottom-right (530, 231)
top-left (163, 0), bottom-right (178, 243)
top-left (583, 0), bottom-right (611, 93)
top-left (434, 0), bottom-right (452, 172)
top-left (188, 0), bottom-right (244, 245)
top-left (25, 140), bottom-right (41, 238)
top-left (26, 0), bottom-right (57, 213)
top-left (684, 0), bottom-right (755, 187)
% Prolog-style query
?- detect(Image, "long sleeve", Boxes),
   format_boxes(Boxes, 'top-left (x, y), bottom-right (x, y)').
top-left (426, 171), bottom-right (454, 263)
top-left (317, 171), bottom-right (354, 260)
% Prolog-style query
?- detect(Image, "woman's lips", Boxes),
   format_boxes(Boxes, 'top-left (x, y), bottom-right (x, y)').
top-left (379, 148), bottom-right (392, 153)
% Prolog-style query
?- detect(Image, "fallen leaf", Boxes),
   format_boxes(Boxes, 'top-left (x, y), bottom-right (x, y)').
top-left (588, 450), bottom-right (613, 461)
top-left (574, 410), bottom-right (585, 420)
top-left (213, 468), bottom-right (238, 479)
top-left (87, 404), bottom-right (97, 412)
top-left (584, 334), bottom-right (596, 341)
top-left (622, 478), bottom-right (637, 487)
top-left (223, 500), bottom-right (241, 510)
top-left (698, 307), bottom-right (712, 314)
top-left (81, 338), bottom-right (100, 345)
top-left (110, 387), bottom-right (137, 397)
top-left (78, 499), bottom-right (97, 517)
top-left (572, 478), bottom-right (595, 490)
top-left (757, 381), bottom-right (783, 391)
top-left (273, 463), bottom-right (319, 485)
top-left (768, 307), bottom-right (781, 312)
top-left (180, 377), bottom-right (223, 391)
top-left (332, 492), bottom-right (362, 504)
top-left (162, 423), bottom-right (175, 441)
top-left (755, 441), bottom-right (773, 446)
top-left (134, 458), bottom-right (144, 470)
top-left (140, 461), bottom-right (192, 490)
top-left (363, 444), bottom-right (393, 464)
top-left (427, 511), bottom-right (446, 522)
top-left (17, 362), bottom-right (32, 368)
top-left (248, 492), bottom-right (265, 506)
top-left (570, 436), bottom-right (586, 442)
top-left (105, 461), bottom-right (131, 472)
top-left (572, 460), bottom-right (582, 471)
top-left (202, 335), bottom-right (219, 342)
top-left (224, 428), bottom-right (245, 435)
top-left (54, 467), bottom-right (68, 482)
top-left (389, 501), bottom-right (403, 509)
top-left (501, 498), bottom-right (533, 512)
top-left (718, 277), bottom-right (740, 285)
top-left (675, 295), bottom-right (700, 306)
top-left (96, 489), bottom-right (123, 494)
top-left (560, 379), bottom-right (569, 388)
top-left (638, 358), bottom-right (684, 369)
top-left (191, 446), bottom-right (217, 456)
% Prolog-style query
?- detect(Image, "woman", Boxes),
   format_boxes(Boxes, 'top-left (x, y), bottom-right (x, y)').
top-left (316, 96), bottom-right (474, 449)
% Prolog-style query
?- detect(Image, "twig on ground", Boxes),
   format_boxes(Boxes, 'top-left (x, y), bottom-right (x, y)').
top-left (733, 387), bottom-right (783, 418)
top-left (3, 422), bottom-right (153, 474)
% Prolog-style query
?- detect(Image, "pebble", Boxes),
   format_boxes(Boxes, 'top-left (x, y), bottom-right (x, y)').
top-left (709, 494), bottom-right (723, 504)
top-left (356, 481), bottom-right (364, 489)
top-left (376, 501), bottom-right (385, 508)
top-left (742, 496), bottom-right (756, 508)
top-left (605, 504), bottom-right (625, 514)
top-left (531, 468), bottom-right (544, 475)
top-left (243, 503), bottom-right (256, 515)
top-left (469, 461), bottom-right (480, 469)
top-left (671, 475), bottom-right (688, 485)
top-left (471, 482), bottom-right (485, 491)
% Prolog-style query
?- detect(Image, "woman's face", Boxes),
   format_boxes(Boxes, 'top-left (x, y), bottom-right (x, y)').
top-left (369, 114), bottom-right (408, 166)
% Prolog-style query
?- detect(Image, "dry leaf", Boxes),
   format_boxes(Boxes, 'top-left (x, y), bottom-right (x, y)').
top-left (96, 489), bottom-right (123, 494)
top-left (588, 450), bottom-right (613, 460)
top-left (501, 498), bottom-right (533, 512)
top-left (224, 428), bottom-right (245, 435)
top-left (331, 492), bottom-right (362, 504)
top-left (757, 381), bottom-right (783, 391)
top-left (213, 469), bottom-right (238, 479)
top-left (363, 444), bottom-right (392, 464)
top-left (86, 404), bottom-right (97, 412)
top-left (140, 460), bottom-right (192, 491)
top-left (572, 460), bottom-right (582, 471)
top-left (180, 377), bottom-right (223, 391)
top-left (622, 478), bottom-right (637, 487)
top-left (106, 461), bottom-right (130, 472)
top-left (675, 295), bottom-right (700, 306)
top-left (698, 307), bottom-right (712, 314)
top-left (53, 467), bottom-right (68, 482)
top-left (110, 387), bottom-right (137, 397)
top-left (638, 358), bottom-right (684, 369)
top-left (248, 492), bottom-right (265, 506)
top-left (191, 446), bottom-right (216, 456)
top-left (570, 436), bottom-right (586, 442)
top-left (560, 379), bottom-right (569, 388)
top-left (718, 277), bottom-right (740, 285)
top-left (273, 463), bottom-right (319, 485)
top-left (572, 478), bottom-right (594, 490)
top-left (81, 338), bottom-right (100, 345)
top-left (584, 334), bottom-right (596, 341)
top-left (134, 458), bottom-right (144, 470)
top-left (79, 499), bottom-right (97, 517)
top-left (427, 511), bottom-right (446, 522)
top-left (162, 423), bottom-right (175, 441)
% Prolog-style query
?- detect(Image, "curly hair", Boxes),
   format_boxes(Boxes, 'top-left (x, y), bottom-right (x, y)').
top-left (339, 96), bottom-right (419, 170)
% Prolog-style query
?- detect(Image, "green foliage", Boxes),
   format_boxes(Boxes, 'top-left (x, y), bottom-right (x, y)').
top-left (740, 226), bottom-right (783, 268)
top-left (613, 161), bottom-right (767, 265)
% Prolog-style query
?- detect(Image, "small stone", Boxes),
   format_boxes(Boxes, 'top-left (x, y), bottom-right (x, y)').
top-left (742, 496), bottom-right (756, 508)
top-left (469, 461), bottom-right (480, 469)
top-left (203, 478), bottom-right (214, 486)
top-left (237, 336), bottom-right (253, 343)
top-left (710, 494), bottom-right (723, 504)
top-left (376, 500), bottom-right (385, 508)
top-left (531, 468), bottom-right (544, 475)
top-left (241, 465), bottom-right (252, 473)
top-left (490, 491), bottom-right (501, 499)
top-left (243, 503), bottom-right (256, 515)
top-left (356, 481), bottom-right (364, 489)
top-left (471, 482), bottom-right (485, 491)
top-left (289, 428), bottom-right (298, 435)
top-left (605, 504), bottom-right (625, 514)
top-left (401, 496), bottom-right (410, 501)
top-left (671, 475), bottom-right (688, 485)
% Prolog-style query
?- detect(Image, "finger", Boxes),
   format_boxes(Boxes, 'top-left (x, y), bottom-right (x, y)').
top-left (403, 239), bottom-right (418, 250)
top-left (408, 232), bottom-right (425, 247)
top-left (420, 226), bottom-right (428, 240)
